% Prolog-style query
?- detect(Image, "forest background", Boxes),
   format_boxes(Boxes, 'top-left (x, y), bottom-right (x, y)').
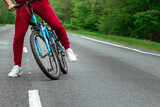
top-left (0, 0), bottom-right (160, 43)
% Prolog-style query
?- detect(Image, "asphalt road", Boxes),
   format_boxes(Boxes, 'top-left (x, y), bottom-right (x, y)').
top-left (0, 25), bottom-right (160, 107)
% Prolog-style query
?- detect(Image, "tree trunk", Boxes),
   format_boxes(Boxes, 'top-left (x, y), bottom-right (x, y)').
top-left (152, 26), bottom-right (159, 42)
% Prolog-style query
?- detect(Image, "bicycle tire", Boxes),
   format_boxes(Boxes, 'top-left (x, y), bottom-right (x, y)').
top-left (49, 32), bottom-right (68, 74)
top-left (59, 51), bottom-right (68, 74)
top-left (30, 31), bottom-right (60, 80)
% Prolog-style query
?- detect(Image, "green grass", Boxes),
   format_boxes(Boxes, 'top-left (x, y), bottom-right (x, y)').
top-left (0, 24), bottom-right (6, 27)
top-left (67, 30), bottom-right (160, 52)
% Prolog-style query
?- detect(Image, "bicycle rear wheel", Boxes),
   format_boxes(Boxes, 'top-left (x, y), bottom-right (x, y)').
top-left (49, 32), bottom-right (68, 74)
top-left (30, 31), bottom-right (60, 80)
top-left (58, 47), bottom-right (68, 74)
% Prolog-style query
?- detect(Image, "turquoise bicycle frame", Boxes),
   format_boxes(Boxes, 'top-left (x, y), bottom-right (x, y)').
top-left (32, 14), bottom-right (63, 58)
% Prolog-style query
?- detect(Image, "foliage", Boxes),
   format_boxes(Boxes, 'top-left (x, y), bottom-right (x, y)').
top-left (0, 0), bottom-right (160, 42)
top-left (134, 10), bottom-right (160, 41)
top-left (0, 0), bottom-right (16, 24)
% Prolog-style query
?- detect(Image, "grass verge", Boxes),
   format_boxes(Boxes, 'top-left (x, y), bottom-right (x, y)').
top-left (67, 30), bottom-right (160, 52)
top-left (0, 24), bottom-right (6, 27)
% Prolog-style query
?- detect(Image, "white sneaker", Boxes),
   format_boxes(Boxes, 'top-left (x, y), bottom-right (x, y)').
top-left (8, 65), bottom-right (22, 77)
top-left (66, 48), bottom-right (77, 62)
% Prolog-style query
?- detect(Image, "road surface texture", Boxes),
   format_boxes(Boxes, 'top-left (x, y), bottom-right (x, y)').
top-left (0, 25), bottom-right (160, 107)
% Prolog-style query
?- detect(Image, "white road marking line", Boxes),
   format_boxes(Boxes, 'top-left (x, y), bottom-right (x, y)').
top-left (0, 40), bottom-right (10, 45)
top-left (71, 34), bottom-right (160, 57)
top-left (71, 34), bottom-right (78, 37)
top-left (23, 47), bottom-right (28, 53)
top-left (28, 90), bottom-right (42, 107)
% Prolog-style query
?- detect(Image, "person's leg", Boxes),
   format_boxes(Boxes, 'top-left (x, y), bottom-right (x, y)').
top-left (9, 8), bottom-right (31, 77)
top-left (13, 9), bottom-right (31, 66)
top-left (34, 3), bottom-right (70, 49)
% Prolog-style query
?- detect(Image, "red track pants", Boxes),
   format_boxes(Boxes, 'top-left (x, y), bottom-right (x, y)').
top-left (14, 0), bottom-right (70, 66)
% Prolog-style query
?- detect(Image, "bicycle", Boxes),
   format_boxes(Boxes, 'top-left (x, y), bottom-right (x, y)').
top-left (10, 0), bottom-right (68, 80)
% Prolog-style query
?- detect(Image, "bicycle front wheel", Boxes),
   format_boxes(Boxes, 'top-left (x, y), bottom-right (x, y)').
top-left (30, 31), bottom-right (60, 80)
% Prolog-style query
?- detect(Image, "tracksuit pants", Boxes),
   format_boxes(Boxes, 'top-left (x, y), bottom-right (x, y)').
top-left (14, 0), bottom-right (70, 66)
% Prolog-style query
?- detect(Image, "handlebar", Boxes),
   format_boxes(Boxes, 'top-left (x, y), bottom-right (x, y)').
top-left (8, 0), bottom-right (34, 11)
